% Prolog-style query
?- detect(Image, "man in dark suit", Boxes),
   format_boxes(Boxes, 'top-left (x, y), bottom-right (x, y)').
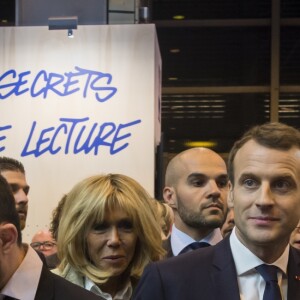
top-left (162, 147), bottom-right (229, 257)
top-left (0, 175), bottom-right (102, 300)
top-left (134, 122), bottom-right (300, 300)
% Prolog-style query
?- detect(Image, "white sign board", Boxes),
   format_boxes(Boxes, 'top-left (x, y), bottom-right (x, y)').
top-left (0, 24), bottom-right (161, 241)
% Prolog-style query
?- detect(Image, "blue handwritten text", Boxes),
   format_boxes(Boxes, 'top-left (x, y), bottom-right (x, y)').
top-left (21, 117), bottom-right (142, 157)
top-left (0, 125), bottom-right (12, 152)
top-left (0, 67), bottom-right (117, 102)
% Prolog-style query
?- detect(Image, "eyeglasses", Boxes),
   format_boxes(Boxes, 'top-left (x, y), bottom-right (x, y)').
top-left (30, 241), bottom-right (57, 250)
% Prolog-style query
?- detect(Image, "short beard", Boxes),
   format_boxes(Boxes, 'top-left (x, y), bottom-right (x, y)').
top-left (177, 197), bottom-right (223, 229)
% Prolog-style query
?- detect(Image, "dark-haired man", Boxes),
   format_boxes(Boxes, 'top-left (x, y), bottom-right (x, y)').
top-left (134, 122), bottom-right (300, 300)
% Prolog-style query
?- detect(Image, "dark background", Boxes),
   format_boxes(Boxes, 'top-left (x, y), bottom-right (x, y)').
top-left (1, 0), bottom-right (300, 198)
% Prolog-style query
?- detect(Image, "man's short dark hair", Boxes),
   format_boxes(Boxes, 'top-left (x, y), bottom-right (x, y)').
top-left (228, 122), bottom-right (300, 185)
top-left (0, 175), bottom-right (22, 245)
top-left (0, 156), bottom-right (25, 174)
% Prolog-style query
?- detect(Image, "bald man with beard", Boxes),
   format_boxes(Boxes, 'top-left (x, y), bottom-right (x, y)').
top-left (162, 147), bottom-right (229, 257)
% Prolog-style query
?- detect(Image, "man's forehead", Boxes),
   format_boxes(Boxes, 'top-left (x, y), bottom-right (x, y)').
top-left (233, 140), bottom-right (300, 176)
top-left (0, 170), bottom-right (27, 183)
top-left (180, 154), bottom-right (227, 172)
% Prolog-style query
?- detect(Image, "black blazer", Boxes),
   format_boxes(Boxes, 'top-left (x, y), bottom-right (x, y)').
top-left (133, 236), bottom-right (300, 300)
top-left (35, 265), bottom-right (104, 300)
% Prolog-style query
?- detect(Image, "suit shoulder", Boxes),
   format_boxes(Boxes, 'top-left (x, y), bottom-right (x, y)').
top-left (156, 245), bottom-right (214, 272)
top-left (39, 268), bottom-right (103, 300)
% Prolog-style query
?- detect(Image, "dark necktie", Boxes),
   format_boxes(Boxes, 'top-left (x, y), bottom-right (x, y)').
top-left (255, 264), bottom-right (282, 300)
top-left (178, 241), bottom-right (210, 255)
top-left (3, 296), bottom-right (18, 300)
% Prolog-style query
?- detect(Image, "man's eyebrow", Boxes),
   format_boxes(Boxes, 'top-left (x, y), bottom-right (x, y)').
top-left (238, 173), bottom-right (259, 181)
top-left (187, 173), bottom-right (206, 179)
top-left (9, 183), bottom-right (19, 188)
top-left (9, 183), bottom-right (30, 191)
top-left (217, 174), bottom-right (229, 179)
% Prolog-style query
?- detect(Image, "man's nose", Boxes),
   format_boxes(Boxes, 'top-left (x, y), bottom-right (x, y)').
top-left (207, 180), bottom-right (221, 197)
top-left (15, 189), bottom-right (29, 204)
top-left (255, 182), bottom-right (274, 206)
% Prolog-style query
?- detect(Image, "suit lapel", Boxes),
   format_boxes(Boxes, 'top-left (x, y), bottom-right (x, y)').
top-left (210, 239), bottom-right (300, 300)
top-left (35, 266), bottom-right (55, 300)
top-left (287, 247), bottom-right (300, 300)
top-left (210, 237), bottom-right (240, 300)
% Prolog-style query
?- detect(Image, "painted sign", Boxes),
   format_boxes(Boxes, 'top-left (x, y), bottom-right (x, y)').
top-left (0, 24), bottom-right (161, 241)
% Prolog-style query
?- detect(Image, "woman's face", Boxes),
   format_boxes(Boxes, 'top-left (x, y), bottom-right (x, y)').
top-left (87, 208), bottom-right (138, 277)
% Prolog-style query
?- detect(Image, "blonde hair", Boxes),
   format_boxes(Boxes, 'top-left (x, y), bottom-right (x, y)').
top-left (152, 199), bottom-right (174, 238)
top-left (57, 174), bottom-right (164, 284)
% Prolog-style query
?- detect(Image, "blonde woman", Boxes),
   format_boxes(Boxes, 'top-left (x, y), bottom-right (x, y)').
top-left (53, 174), bottom-right (164, 300)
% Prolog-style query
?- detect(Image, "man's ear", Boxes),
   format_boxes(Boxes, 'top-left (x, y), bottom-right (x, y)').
top-left (163, 186), bottom-right (177, 209)
top-left (0, 224), bottom-right (18, 253)
top-left (227, 181), bottom-right (234, 208)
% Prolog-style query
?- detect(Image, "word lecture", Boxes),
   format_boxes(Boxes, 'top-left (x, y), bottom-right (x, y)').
top-left (0, 118), bottom-right (142, 157)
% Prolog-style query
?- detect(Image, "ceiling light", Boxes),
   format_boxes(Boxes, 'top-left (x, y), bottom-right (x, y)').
top-left (184, 141), bottom-right (217, 148)
top-left (170, 49), bottom-right (180, 53)
top-left (173, 15), bottom-right (185, 20)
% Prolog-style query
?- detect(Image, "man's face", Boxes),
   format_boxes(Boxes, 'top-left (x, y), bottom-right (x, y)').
top-left (30, 230), bottom-right (57, 257)
top-left (231, 140), bottom-right (300, 252)
top-left (221, 207), bottom-right (235, 237)
top-left (1, 170), bottom-right (29, 230)
top-left (171, 150), bottom-right (228, 230)
top-left (290, 221), bottom-right (300, 250)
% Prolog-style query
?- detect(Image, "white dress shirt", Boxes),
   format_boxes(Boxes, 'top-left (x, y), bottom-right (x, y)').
top-left (170, 224), bottom-right (223, 256)
top-left (230, 227), bottom-right (288, 300)
top-left (85, 276), bottom-right (132, 300)
top-left (0, 245), bottom-right (43, 300)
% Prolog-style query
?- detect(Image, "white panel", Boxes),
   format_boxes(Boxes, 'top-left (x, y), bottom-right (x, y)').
top-left (0, 24), bottom-right (160, 241)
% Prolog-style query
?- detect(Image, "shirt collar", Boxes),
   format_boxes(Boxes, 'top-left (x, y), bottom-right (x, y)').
top-left (171, 224), bottom-right (223, 256)
top-left (1, 244), bottom-right (43, 300)
top-left (85, 276), bottom-right (132, 300)
top-left (230, 227), bottom-right (289, 276)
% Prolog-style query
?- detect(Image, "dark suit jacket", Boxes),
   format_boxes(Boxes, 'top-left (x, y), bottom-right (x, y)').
top-left (34, 265), bottom-right (104, 300)
top-left (133, 236), bottom-right (300, 300)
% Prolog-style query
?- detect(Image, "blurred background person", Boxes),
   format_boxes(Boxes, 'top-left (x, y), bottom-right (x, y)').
top-left (53, 174), bottom-right (164, 299)
top-left (152, 199), bottom-right (174, 240)
top-left (290, 220), bottom-right (300, 250)
top-left (220, 207), bottom-right (235, 237)
top-left (45, 194), bottom-right (68, 269)
top-left (31, 228), bottom-right (57, 257)
top-left (0, 156), bottom-right (30, 230)
top-left (50, 194), bottom-right (67, 242)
